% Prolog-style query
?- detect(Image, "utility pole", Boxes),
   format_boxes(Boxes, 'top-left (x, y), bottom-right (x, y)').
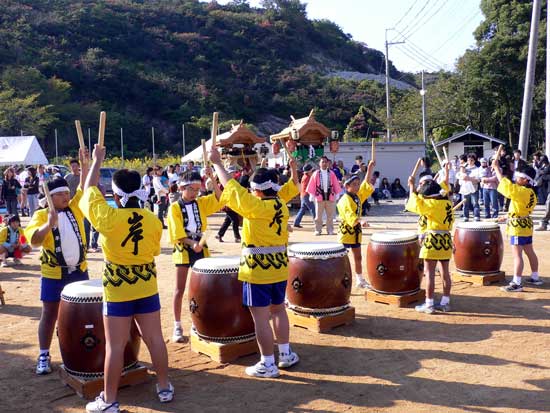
top-left (385, 28), bottom-right (405, 142)
top-left (182, 123), bottom-right (186, 158)
top-left (54, 129), bottom-right (58, 164)
top-left (518, 0), bottom-right (542, 157)
top-left (120, 128), bottom-right (124, 166)
top-left (420, 70), bottom-right (427, 143)
top-left (88, 128), bottom-right (91, 151)
top-left (152, 126), bottom-right (156, 163)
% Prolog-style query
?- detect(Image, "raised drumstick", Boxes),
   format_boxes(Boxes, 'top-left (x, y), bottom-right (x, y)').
top-left (198, 230), bottom-right (209, 247)
top-left (75, 120), bottom-right (85, 149)
top-left (98, 111), bottom-right (106, 147)
top-left (430, 139), bottom-right (443, 166)
top-left (410, 158), bottom-right (422, 179)
top-left (211, 112), bottom-right (219, 148)
top-left (442, 145), bottom-right (449, 163)
top-left (202, 139), bottom-right (208, 166)
top-left (371, 137), bottom-right (375, 162)
top-left (452, 199), bottom-right (466, 211)
top-left (42, 182), bottom-right (54, 210)
top-left (495, 144), bottom-right (504, 161)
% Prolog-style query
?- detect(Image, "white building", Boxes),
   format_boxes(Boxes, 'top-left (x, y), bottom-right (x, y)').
top-left (434, 129), bottom-right (506, 161)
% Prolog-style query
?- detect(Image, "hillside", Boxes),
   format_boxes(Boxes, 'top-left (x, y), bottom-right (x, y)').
top-left (0, 0), bottom-right (413, 157)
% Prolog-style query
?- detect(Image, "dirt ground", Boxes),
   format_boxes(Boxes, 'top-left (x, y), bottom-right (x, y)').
top-left (1, 201), bottom-right (550, 413)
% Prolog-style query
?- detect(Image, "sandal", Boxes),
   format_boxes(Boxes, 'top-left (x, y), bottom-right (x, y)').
top-left (156, 382), bottom-right (174, 403)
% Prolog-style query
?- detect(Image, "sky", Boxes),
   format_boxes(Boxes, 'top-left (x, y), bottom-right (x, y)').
top-left (210, 0), bottom-right (484, 73)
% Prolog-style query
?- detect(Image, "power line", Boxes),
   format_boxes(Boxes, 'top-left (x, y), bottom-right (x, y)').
top-left (391, 28), bottom-right (446, 69)
top-left (401, 0), bottom-right (448, 39)
top-left (430, 9), bottom-right (482, 54)
top-left (392, 0), bottom-right (419, 29)
top-left (395, 0), bottom-right (432, 39)
top-left (394, 44), bottom-right (441, 72)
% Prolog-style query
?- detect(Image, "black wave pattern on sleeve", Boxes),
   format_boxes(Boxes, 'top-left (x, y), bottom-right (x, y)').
top-left (241, 243), bottom-right (288, 271)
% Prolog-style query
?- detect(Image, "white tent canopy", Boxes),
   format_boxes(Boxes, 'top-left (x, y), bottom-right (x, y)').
top-left (0, 136), bottom-right (48, 166)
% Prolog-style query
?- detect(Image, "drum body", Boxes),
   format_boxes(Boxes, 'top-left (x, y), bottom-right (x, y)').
top-left (58, 279), bottom-right (141, 379)
top-left (189, 257), bottom-right (255, 342)
top-left (286, 242), bottom-right (352, 313)
top-left (453, 222), bottom-right (503, 274)
top-left (367, 231), bottom-right (421, 295)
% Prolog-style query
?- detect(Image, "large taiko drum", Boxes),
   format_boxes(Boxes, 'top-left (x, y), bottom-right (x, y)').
top-left (189, 257), bottom-right (255, 343)
top-left (58, 279), bottom-right (141, 379)
top-left (453, 222), bottom-right (503, 274)
top-left (367, 231), bottom-right (421, 295)
top-left (286, 242), bottom-right (352, 315)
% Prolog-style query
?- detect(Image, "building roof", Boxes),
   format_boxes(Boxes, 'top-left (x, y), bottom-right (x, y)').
top-left (270, 109), bottom-right (331, 145)
top-left (216, 121), bottom-right (265, 147)
top-left (435, 129), bottom-right (506, 147)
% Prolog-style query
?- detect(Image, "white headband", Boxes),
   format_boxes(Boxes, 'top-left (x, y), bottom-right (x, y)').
top-left (418, 175), bottom-right (433, 185)
top-left (250, 181), bottom-right (281, 192)
top-left (49, 186), bottom-right (70, 195)
top-left (112, 182), bottom-right (149, 206)
top-left (178, 180), bottom-right (202, 187)
top-left (514, 172), bottom-right (535, 185)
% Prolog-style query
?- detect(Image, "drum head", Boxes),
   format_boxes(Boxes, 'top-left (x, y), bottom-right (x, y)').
top-left (370, 231), bottom-right (418, 244)
top-left (288, 242), bottom-right (347, 259)
top-left (61, 279), bottom-right (103, 303)
top-left (455, 221), bottom-right (499, 230)
top-left (192, 256), bottom-right (241, 274)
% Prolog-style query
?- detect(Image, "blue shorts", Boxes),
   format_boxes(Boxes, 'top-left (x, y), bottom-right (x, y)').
top-left (103, 293), bottom-right (161, 317)
top-left (40, 270), bottom-right (89, 302)
top-left (243, 281), bottom-right (287, 307)
top-left (510, 236), bottom-right (533, 246)
top-left (343, 243), bottom-right (361, 249)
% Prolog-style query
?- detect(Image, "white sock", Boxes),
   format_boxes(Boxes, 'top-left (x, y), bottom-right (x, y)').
top-left (355, 274), bottom-right (365, 282)
top-left (278, 343), bottom-right (290, 354)
top-left (531, 272), bottom-right (539, 280)
top-left (261, 354), bottom-right (275, 366)
top-left (426, 298), bottom-right (434, 306)
top-left (174, 321), bottom-right (181, 328)
top-left (513, 275), bottom-right (522, 285)
top-left (39, 349), bottom-right (49, 356)
top-left (440, 296), bottom-right (450, 306)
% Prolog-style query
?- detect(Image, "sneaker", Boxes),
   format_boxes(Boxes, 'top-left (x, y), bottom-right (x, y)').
top-left (36, 353), bottom-right (52, 375)
top-left (86, 392), bottom-right (120, 413)
top-left (215, 235), bottom-right (224, 242)
top-left (156, 382), bottom-right (175, 403)
top-left (235, 238), bottom-right (241, 243)
top-left (172, 326), bottom-right (184, 343)
top-left (314, 231), bottom-right (321, 236)
top-left (415, 303), bottom-right (435, 314)
top-left (13, 258), bottom-right (22, 265)
top-left (245, 361), bottom-right (280, 378)
top-left (88, 248), bottom-right (99, 253)
top-left (474, 217), bottom-right (480, 222)
top-left (501, 282), bottom-right (523, 292)
top-left (278, 351), bottom-right (300, 368)
top-left (435, 303), bottom-right (452, 312)
top-left (524, 277), bottom-right (544, 286)
top-left (293, 224), bottom-right (303, 228)
top-left (463, 218), bottom-right (469, 222)
top-left (535, 224), bottom-right (548, 231)
top-left (327, 232), bottom-right (335, 236)
top-left (1, 261), bottom-right (8, 268)
top-left (355, 279), bottom-right (368, 289)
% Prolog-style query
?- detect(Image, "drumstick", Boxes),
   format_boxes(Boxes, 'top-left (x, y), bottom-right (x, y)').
top-left (211, 112), bottom-right (219, 148)
top-left (201, 139), bottom-right (208, 166)
top-left (198, 230), bottom-right (209, 247)
top-left (371, 137), bottom-right (375, 162)
top-left (430, 139), bottom-right (443, 166)
top-left (98, 111), bottom-right (106, 147)
top-left (42, 182), bottom-right (54, 210)
top-left (495, 144), bottom-right (504, 161)
top-left (452, 199), bottom-right (466, 211)
top-left (442, 145), bottom-right (449, 163)
top-left (410, 158), bottom-right (422, 179)
top-left (75, 120), bottom-right (85, 149)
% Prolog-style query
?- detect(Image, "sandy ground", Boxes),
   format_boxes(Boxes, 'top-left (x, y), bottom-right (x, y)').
top-left (1, 199), bottom-right (550, 413)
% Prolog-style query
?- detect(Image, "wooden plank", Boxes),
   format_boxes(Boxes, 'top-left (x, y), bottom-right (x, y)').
top-left (0, 283), bottom-right (5, 305)
top-left (59, 364), bottom-right (150, 400)
top-left (452, 271), bottom-right (506, 286)
top-left (287, 307), bottom-right (355, 333)
top-left (365, 289), bottom-right (425, 308)
top-left (190, 329), bottom-right (258, 363)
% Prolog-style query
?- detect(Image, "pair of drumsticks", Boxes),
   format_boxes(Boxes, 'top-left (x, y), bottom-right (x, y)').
top-left (42, 112), bottom-right (107, 209)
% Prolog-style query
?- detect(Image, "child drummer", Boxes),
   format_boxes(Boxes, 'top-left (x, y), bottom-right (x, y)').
top-left (492, 157), bottom-right (541, 292)
top-left (209, 144), bottom-right (300, 378)
top-left (407, 161), bottom-right (454, 314)
top-left (0, 214), bottom-right (32, 266)
top-left (336, 160), bottom-right (375, 288)
top-left (81, 145), bottom-right (173, 413)
top-left (24, 149), bottom-right (89, 375)
top-left (167, 168), bottom-right (221, 343)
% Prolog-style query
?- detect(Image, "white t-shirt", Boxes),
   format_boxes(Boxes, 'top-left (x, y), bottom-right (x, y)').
top-left (320, 169), bottom-right (329, 193)
top-left (184, 204), bottom-right (198, 234)
top-left (57, 212), bottom-right (80, 267)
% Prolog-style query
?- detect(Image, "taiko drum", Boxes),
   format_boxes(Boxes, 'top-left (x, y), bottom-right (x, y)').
top-left (286, 242), bottom-right (352, 314)
top-left (453, 221), bottom-right (503, 274)
top-left (189, 257), bottom-right (255, 342)
top-left (366, 231), bottom-right (421, 295)
top-left (58, 279), bottom-right (141, 379)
